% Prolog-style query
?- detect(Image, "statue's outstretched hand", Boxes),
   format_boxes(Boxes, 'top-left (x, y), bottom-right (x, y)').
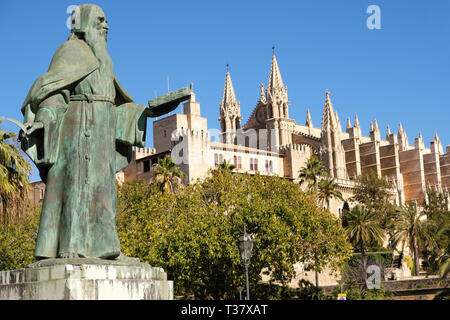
top-left (19, 122), bottom-right (44, 141)
top-left (147, 86), bottom-right (193, 118)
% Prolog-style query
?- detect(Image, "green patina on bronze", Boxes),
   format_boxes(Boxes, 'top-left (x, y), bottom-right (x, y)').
top-left (147, 86), bottom-right (192, 117)
top-left (20, 4), bottom-right (190, 261)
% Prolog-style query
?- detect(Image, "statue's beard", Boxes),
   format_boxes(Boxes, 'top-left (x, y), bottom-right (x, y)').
top-left (84, 29), bottom-right (112, 71)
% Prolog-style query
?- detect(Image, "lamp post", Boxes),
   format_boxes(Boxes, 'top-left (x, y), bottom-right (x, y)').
top-left (237, 286), bottom-right (244, 300)
top-left (238, 225), bottom-right (254, 300)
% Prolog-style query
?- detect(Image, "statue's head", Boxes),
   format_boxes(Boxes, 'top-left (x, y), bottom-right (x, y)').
top-left (70, 4), bottom-right (109, 43)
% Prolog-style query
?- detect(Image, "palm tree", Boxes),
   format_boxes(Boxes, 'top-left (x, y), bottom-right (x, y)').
top-left (318, 176), bottom-right (343, 210)
top-left (152, 156), bottom-right (184, 194)
top-left (440, 258), bottom-right (450, 279)
top-left (0, 121), bottom-right (32, 225)
top-left (298, 156), bottom-right (326, 192)
top-left (343, 205), bottom-right (384, 285)
top-left (298, 157), bottom-right (330, 288)
top-left (437, 226), bottom-right (450, 279)
top-left (390, 201), bottom-right (425, 276)
top-left (217, 159), bottom-right (236, 172)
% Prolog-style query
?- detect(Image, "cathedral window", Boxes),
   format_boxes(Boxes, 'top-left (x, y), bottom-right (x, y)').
top-left (214, 153), bottom-right (223, 166)
top-left (143, 160), bottom-right (150, 172)
top-left (234, 156), bottom-right (243, 169)
top-left (250, 158), bottom-right (258, 171)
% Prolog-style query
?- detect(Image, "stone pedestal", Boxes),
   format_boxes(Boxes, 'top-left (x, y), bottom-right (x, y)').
top-left (0, 258), bottom-right (173, 300)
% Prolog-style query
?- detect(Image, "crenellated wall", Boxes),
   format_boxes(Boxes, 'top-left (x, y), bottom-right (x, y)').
top-left (280, 143), bottom-right (314, 180)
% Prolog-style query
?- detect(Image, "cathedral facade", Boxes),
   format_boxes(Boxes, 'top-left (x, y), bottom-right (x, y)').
top-left (124, 52), bottom-right (450, 215)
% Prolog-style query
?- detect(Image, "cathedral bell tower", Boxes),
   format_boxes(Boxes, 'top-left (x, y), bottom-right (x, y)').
top-left (265, 48), bottom-right (294, 147)
top-left (218, 65), bottom-right (242, 144)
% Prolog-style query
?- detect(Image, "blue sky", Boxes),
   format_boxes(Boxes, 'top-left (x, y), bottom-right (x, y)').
top-left (1, 0), bottom-right (449, 182)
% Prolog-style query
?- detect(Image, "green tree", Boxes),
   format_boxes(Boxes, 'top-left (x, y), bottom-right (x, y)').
top-left (298, 156), bottom-right (326, 192)
top-left (439, 255), bottom-right (450, 278)
top-left (152, 156), bottom-right (184, 194)
top-left (0, 121), bottom-right (32, 225)
top-left (390, 201), bottom-right (426, 276)
top-left (304, 208), bottom-right (351, 289)
top-left (298, 157), bottom-right (345, 288)
top-left (117, 170), bottom-right (352, 299)
top-left (351, 173), bottom-right (394, 226)
top-left (0, 204), bottom-right (40, 270)
top-left (317, 176), bottom-right (343, 210)
top-left (343, 205), bottom-right (384, 285)
top-left (216, 159), bottom-right (236, 172)
top-left (420, 190), bottom-right (450, 276)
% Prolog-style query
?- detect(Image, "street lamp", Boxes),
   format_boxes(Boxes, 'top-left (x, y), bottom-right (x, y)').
top-left (238, 225), bottom-right (254, 300)
top-left (237, 286), bottom-right (244, 300)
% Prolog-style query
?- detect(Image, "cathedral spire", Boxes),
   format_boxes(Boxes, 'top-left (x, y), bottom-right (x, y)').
top-left (370, 119), bottom-right (380, 141)
top-left (346, 117), bottom-right (352, 130)
top-left (219, 66), bottom-right (242, 137)
top-left (266, 49), bottom-right (289, 119)
top-left (321, 89), bottom-right (347, 179)
top-left (398, 123), bottom-right (409, 151)
top-left (334, 110), bottom-right (342, 132)
top-left (432, 131), bottom-right (444, 154)
top-left (434, 131), bottom-right (440, 142)
top-left (306, 109), bottom-right (313, 127)
top-left (415, 131), bottom-right (424, 149)
top-left (321, 89), bottom-right (335, 131)
top-left (354, 114), bottom-right (360, 128)
top-left (267, 49), bottom-right (285, 94)
top-left (373, 119), bottom-right (379, 131)
top-left (220, 67), bottom-right (239, 115)
top-left (386, 125), bottom-right (392, 139)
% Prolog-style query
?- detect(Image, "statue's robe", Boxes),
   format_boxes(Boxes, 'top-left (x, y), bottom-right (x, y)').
top-left (21, 38), bottom-right (147, 259)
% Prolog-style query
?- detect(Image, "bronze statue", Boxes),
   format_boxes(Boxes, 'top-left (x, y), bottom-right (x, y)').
top-left (20, 4), bottom-right (190, 260)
